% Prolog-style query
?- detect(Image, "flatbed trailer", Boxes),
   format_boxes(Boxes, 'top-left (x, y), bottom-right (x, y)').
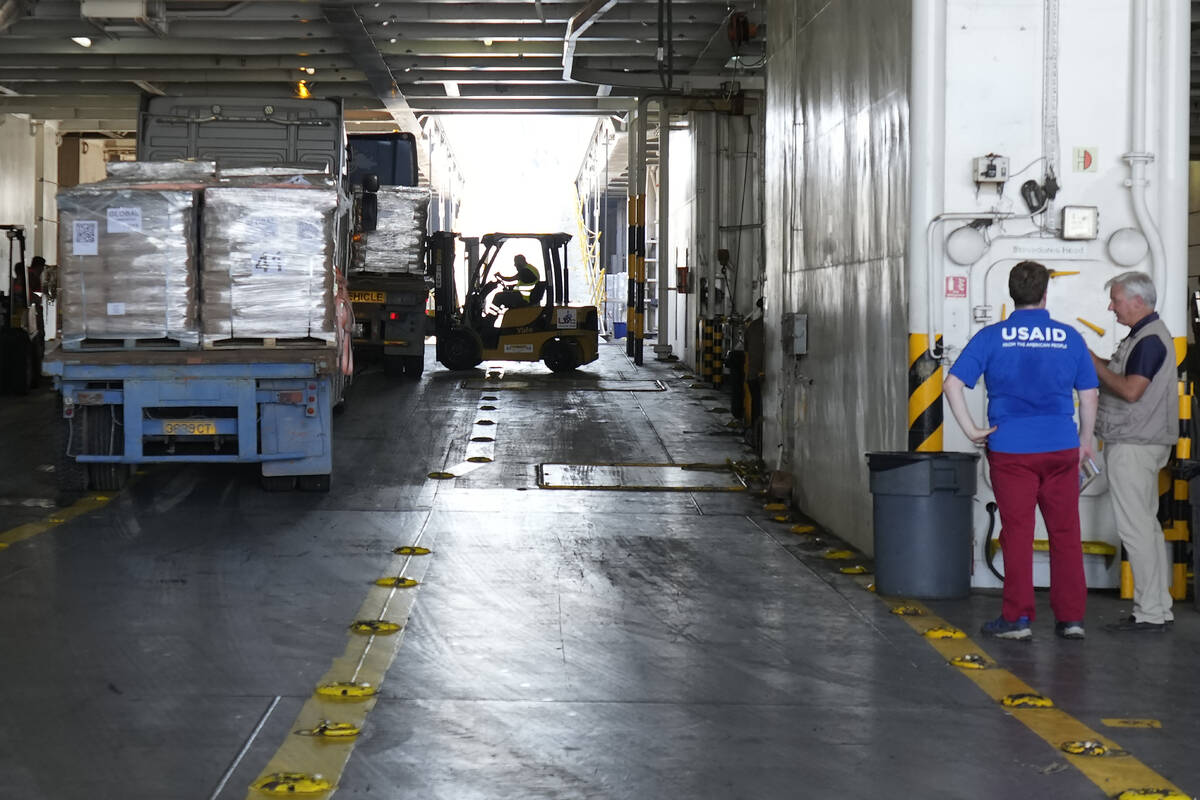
top-left (43, 342), bottom-right (346, 493)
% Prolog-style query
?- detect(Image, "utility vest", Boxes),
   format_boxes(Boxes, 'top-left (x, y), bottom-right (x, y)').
top-left (1096, 316), bottom-right (1177, 445)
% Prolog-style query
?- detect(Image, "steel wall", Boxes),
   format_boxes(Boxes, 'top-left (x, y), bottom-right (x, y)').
top-left (763, 0), bottom-right (912, 553)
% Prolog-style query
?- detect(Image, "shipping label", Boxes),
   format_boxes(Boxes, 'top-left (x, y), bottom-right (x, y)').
top-left (106, 206), bottom-right (142, 234)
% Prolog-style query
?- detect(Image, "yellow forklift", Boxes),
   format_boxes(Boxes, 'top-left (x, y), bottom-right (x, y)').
top-left (429, 231), bottom-right (599, 372)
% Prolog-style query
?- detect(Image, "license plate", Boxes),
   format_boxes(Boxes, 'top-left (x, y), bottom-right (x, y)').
top-left (164, 420), bottom-right (217, 436)
top-left (350, 290), bottom-right (386, 304)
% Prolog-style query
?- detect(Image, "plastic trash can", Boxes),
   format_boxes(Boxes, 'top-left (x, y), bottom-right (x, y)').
top-left (866, 451), bottom-right (979, 599)
top-left (612, 321), bottom-right (627, 339)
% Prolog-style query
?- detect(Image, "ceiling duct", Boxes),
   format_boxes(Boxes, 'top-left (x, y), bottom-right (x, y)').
top-left (80, 0), bottom-right (168, 36)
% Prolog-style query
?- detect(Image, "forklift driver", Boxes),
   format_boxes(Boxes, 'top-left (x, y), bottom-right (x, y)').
top-left (484, 254), bottom-right (540, 317)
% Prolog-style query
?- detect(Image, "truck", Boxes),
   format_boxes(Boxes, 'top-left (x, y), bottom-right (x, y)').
top-left (42, 96), bottom-right (354, 494)
top-left (346, 132), bottom-right (431, 379)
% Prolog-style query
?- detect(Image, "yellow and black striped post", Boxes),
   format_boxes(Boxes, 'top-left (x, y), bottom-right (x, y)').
top-left (626, 195), bottom-right (639, 359)
top-left (700, 319), bottom-right (714, 382)
top-left (1166, 380), bottom-right (1192, 600)
top-left (908, 333), bottom-right (944, 451)
top-left (712, 316), bottom-right (725, 388)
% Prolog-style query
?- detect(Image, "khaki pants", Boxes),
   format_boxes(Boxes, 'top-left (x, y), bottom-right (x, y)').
top-left (1104, 442), bottom-right (1173, 624)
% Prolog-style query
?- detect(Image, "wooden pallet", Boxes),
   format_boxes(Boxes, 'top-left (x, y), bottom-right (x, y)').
top-left (63, 335), bottom-right (200, 351)
top-left (202, 335), bottom-right (335, 350)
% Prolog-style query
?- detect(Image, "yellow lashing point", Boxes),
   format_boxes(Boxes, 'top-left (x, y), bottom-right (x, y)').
top-left (949, 653), bottom-right (990, 670)
top-left (393, 546), bottom-right (431, 556)
top-left (348, 619), bottom-right (402, 635)
top-left (923, 625), bottom-right (966, 640)
top-left (790, 523), bottom-right (816, 535)
top-left (295, 720), bottom-right (362, 739)
top-left (822, 549), bottom-right (855, 560)
top-left (1001, 692), bottom-right (1054, 709)
top-left (315, 681), bottom-right (377, 700)
top-left (890, 605), bottom-right (925, 616)
top-left (1060, 740), bottom-right (1108, 757)
top-left (907, 333), bottom-right (943, 451)
top-left (251, 772), bottom-right (333, 795)
top-left (840, 565), bottom-right (870, 575)
top-left (374, 576), bottom-right (419, 588)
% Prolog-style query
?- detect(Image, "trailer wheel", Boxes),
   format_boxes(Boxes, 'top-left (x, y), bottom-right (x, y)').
top-left (261, 474), bottom-right (297, 492)
top-left (55, 400), bottom-right (87, 500)
top-left (383, 354), bottom-right (405, 378)
top-left (439, 328), bottom-right (482, 371)
top-left (402, 355), bottom-right (424, 379)
top-left (297, 474), bottom-right (331, 492)
top-left (83, 405), bottom-right (128, 492)
top-left (542, 338), bottom-right (581, 373)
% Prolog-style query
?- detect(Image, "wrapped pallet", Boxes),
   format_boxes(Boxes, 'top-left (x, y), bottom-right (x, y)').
top-left (202, 184), bottom-right (340, 345)
top-left (57, 183), bottom-right (201, 348)
top-left (353, 185), bottom-right (430, 274)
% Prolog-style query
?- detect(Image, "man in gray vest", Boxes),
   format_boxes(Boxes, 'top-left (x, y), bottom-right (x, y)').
top-left (1090, 271), bottom-right (1177, 633)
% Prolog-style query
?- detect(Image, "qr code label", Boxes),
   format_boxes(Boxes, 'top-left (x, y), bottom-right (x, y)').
top-left (73, 220), bottom-right (99, 256)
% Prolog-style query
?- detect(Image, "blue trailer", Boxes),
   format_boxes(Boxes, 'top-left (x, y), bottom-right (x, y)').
top-left (44, 344), bottom-right (346, 493)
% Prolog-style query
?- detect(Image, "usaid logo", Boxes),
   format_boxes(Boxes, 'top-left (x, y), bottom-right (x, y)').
top-left (1001, 326), bottom-right (1067, 343)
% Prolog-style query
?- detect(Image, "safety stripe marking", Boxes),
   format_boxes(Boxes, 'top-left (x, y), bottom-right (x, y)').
top-left (431, 366), bottom-right (503, 480)
top-left (0, 492), bottom-right (115, 549)
top-left (870, 586), bottom-right (1188, 797)
top-left (244, 515), bottom-right (438, 799)
top-left (907, 369), bottom-right (943, 428)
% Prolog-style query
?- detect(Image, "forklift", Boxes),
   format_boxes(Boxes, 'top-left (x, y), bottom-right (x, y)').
top-left (0, 224), bottom-right (42, 395)
top-left (428, 230), bottom-right (599, 372)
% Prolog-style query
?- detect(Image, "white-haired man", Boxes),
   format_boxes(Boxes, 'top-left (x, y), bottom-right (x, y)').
top-left (1090, 271), bottom-right (1178, 633)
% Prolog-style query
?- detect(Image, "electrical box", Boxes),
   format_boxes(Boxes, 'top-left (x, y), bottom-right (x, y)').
top-left (1060, 205), bottom-right (1100, 240)
top-left (972, 154), bottom-right (1009, 183)
top-left (782, 312), bottom-right (807, 356)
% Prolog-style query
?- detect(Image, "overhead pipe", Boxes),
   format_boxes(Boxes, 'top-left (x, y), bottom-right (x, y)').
top-left (563, 0), bottom-right (763, 91)
top-left (1124, 0), bottom-right (1166, 308)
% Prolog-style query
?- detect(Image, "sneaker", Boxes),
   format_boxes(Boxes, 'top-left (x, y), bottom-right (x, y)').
top-left (1054, 621), bottom-right (1085, 640)
top-left (981, 615), bottom-right (1032, 640)
top-left (1104, 616), bottom-right (1166, 633)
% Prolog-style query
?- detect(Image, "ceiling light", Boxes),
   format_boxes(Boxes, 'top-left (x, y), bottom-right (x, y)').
top-left (296, 80), bottom-right (311, 99)
top-left (389, 37), bottom-right (397, 44)
top-left (304, 67), bottom-right (316, 75)
top-left (483, 39), bottom-right (493, 46)
top-left (381, 20), bottom-right (389, 26)
top-left (443, 81), bottom-right (460, 97)
top-left (71, 36), bottom-right (92, 48)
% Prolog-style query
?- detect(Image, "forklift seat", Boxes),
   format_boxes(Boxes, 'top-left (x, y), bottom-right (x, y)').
top-left (526, 281), bottom-right (549, 306)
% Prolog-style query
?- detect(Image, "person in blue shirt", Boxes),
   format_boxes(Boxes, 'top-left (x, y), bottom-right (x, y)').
top-left (943, 260), bottom-right (1099, 640)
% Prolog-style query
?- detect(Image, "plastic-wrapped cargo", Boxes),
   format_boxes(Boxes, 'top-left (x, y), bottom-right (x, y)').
top-left (105, 160), bottom-right (216, 182)
top-left (202, 185), bottom-right (340, 344)
top-left (353, 186), bottom-right (429, 275)
top-left (57, 184), bottom-right (201, 348)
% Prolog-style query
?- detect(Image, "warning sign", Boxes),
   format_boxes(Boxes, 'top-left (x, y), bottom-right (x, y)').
top-left (945, 276), bottom-right (968, 298)
top-left (1073, 147), bottom-right (1098, 172)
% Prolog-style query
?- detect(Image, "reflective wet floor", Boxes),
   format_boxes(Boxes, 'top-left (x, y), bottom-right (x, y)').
top-left (0, 341), bottom-right (1197, 800)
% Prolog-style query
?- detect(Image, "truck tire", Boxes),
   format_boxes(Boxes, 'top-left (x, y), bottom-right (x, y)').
top-left (542, 338), bottom-right (581, 373)
top-left (439, 328), bottom-right (483, 371)
top-left (402, 355), bottom-right (424, 379)
top-left (383, 354), bottom-right (405, 378)
top-left (83, 405), bottom-right (128, 492)
top-left (55, 400), bottom-right (88, 500)
top-left (261, 474), bottom-right (297, 492)
top-left (298, 473), bottom-right (331, 492)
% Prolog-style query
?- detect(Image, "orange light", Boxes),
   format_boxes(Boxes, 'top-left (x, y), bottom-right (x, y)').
top-left (296, 80), bottom-right (311, 99)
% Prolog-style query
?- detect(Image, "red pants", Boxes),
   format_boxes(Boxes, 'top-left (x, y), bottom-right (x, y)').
top-left (988, 448), bottom-right (1086, 622)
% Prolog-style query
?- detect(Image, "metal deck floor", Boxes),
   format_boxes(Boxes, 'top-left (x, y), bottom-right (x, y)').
top-left (0, 341), bottom-right (1197, 800)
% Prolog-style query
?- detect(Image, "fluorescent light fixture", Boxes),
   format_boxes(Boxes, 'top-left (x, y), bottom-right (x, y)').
top-left (71, 36), bottom-right (92, 48)
top-left (483, 38), bottom-right (493, 46)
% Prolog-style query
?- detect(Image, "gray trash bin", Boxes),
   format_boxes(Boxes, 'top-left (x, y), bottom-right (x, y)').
top-left (866, 451), bottom-right (979, 599)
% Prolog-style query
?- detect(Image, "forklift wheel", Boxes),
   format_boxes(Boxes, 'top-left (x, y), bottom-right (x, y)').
top-left (542, 338), bottom-right (581, 373)
top-left (439, 328), bottom-right (483, 371)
